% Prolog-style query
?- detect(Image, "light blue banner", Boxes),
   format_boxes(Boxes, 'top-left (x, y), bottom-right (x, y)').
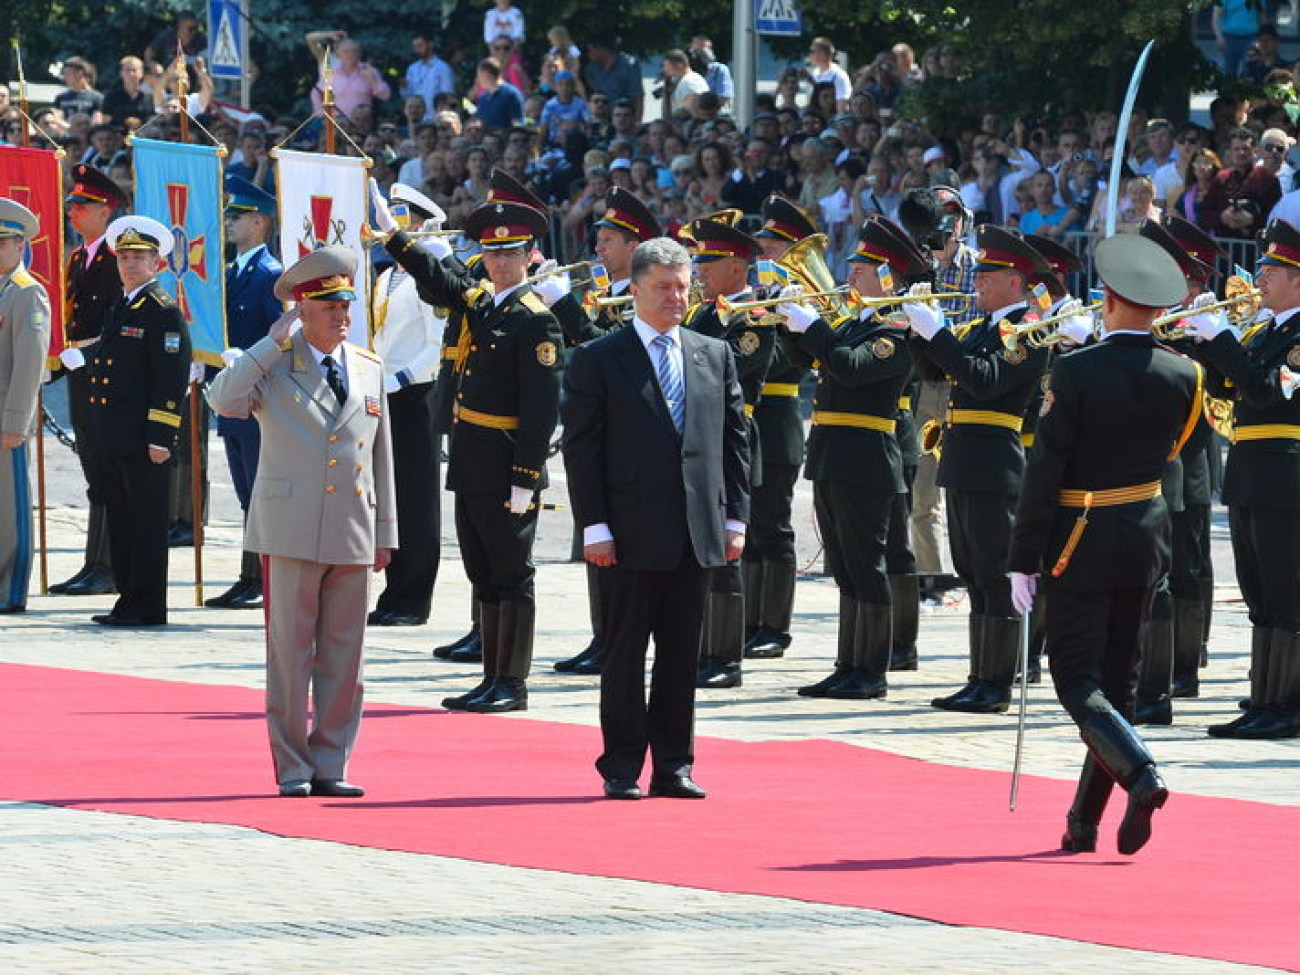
top-left (133, 138), bottom-right (227, 364)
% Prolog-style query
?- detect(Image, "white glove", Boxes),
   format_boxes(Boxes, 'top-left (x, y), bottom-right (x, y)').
top-left (1009, 571), bottom-right (1038, 617)
top-left (902, 283), bottom-right (945, 340)
top-left (59, 347), bottom-right (85, 371)
top-left (420, 234), bottom-right (453, 261)
top-left (188, 361), bottom-right (206, 384)
top-left (220, 347), bottom-right (245, 367)
top-left (534, 258), bottom-right (558, 277)
top-left (420, 209), bottom-right (447, 232)
top-left (1056, 300), bottom-right (1094, 347)
top-left (384, 372), bottom-right (401, 395)
top-left (509, 485), bottom-right (533, 514)
top-left (1280, 364), bottom-right (1298, 401)
top-left (1186, 290), bottom-right (1229, 342)
top-left (777, 300), bottom-right (817, 333)
top-left (369, 177), bottom-right (398, 234)
top-left (533, 272), bottom-right (570, 307)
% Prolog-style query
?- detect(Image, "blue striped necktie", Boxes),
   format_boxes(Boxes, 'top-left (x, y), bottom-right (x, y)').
top-left (652, 333), bottom-right (685, 435)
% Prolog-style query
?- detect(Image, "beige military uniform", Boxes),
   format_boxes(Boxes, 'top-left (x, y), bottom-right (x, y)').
top-left (0, 265), bottom-right (51, 610)
top-left (208, 329), bottom-right (398, 785)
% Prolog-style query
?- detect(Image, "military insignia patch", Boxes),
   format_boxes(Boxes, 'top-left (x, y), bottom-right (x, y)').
top-left (164, 333), bottom-right (181, 353)
top-left (536, 341), bottom-right (558, 366)
top-left (121, 326), bottom-right (145, 339)
top-left (1288, 346), bottom-right (1300, 369)
top-left (871, 337), bottom-right (895, 359)
top-left (365, 395), bottom-right (382, 417)
top-left (1001, 346), bottom-right (1027, 364)
top-left (738, 330), bottom-right (760, 355)
top-left (1040, 390), bottom-right (1055, 417)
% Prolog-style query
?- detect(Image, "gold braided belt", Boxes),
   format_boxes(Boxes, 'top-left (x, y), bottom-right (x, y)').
top-left (761, 382), bottom-right (800, 397)
top-left (1051, 481), bottom-right (1163, 578)
top-left (455, 406), bottom-right (520, 430)
top-left (1232, 424), bottom-right (1300, 443)
top-left (811, 410), bottom-right (897, 434)
top-left (948, 409), bottom-right (1024, 432)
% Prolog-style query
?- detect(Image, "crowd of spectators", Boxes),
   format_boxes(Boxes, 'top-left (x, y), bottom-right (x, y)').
top-left (7, 7), bottom-right (1300, 272)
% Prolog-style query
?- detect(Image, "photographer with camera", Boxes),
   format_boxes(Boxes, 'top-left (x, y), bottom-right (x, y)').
top-left (1206, 127), bottom-right (1281, 244)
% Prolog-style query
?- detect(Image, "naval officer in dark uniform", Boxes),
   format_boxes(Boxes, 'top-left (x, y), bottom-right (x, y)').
top-left (1009, 234), bottom-right (1201, 855)
top-left (82, 216), bottom-right (192, 626)
top-left (51, 165), bottom-right (126, 596)
top-left (374, 191), bottom-right (564, 713)
top-left (904, 226), bottom-right (1052, 713)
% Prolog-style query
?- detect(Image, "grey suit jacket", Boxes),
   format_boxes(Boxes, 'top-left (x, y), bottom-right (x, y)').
top-left (207, 330), bottom-right (398, 564)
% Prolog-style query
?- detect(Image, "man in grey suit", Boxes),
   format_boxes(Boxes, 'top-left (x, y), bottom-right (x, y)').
top-left (562, 237), bottom-right (750, 801)
top-left (208, 247), bottom-right (397, 798)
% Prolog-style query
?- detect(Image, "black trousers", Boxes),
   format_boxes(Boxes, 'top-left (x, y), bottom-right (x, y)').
top-left (743, 463), bottom-right (799, 565)
top-left (1229, 505), bottom-right (1300, 631)
top-left (454, 491), bottom-right (537, 606)
top-left (375, 383), bottom-right (441, 617)
top-left (1169, 504), bottom-right (1209, 601)
top-left (947, 489), bottom-right (1016, 617)
top-left (885, 463), bottom-right (918, 575)
top-left (1046, 583), bottom-right (1153, 722)
top-left (813, 480), bottom-right (893, 603)
top-left (596, 553), bottom-right (710, 782)
top-left (88, 449), bottom-right (172, 623)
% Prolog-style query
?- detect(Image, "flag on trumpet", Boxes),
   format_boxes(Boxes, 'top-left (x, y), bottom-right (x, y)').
top-left (875, 262), bottom-right (894, 294)
top-left (1234, 265), bottom-right (1254, 286)
top-left (757, 259), bottom-right (789, 289)
top-left (589, 262), bottom-right (610, 292)
top-left (1030, 281), bottom-right (1052, 312)
top-left (0, 146), bottom-right (65, 368)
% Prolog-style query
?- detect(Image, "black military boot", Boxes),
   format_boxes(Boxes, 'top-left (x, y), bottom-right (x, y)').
top-left (799, 592), bottom-right (855, 697)
top-left (1135, 614), bottom-right (1174, 726)
top-left (1209, 627), bottom-right (1272, 737)
top-left (1060, 755), bottom-right (1115, 853)
top-left (1079, 704), bottom-right (1168, 855)
top-left (206, 549), bottom-right (260, 609)
top-left (436, 598), bottom-right (481, 660)
top-left (1171, 598), bottom-right (1203, 698)
top-left (887, 574), bottom-right (919, 671)
top-left (442, 602), bottom-right (498, 710)
top-left (745, 560), bottom-right (795, 659)
top-left (741, 557), bottom-right (763, 646)
top-left (467, 601), bottom-right (533, 713)
top-left (956, 615), bottom-right (1017, 714)
top-left (556, 564), bottom-right (605, 673)
top-left (1198, 574), bottom-right (1214, 668)
top-left (698, 592), bottom-right (744, 688)
top-left (931, 614), bottom-right (986, 709)
top-left (825, 600), bottom-right (889, 700)
top-left (1230, 631), bottom-right (1300, 740)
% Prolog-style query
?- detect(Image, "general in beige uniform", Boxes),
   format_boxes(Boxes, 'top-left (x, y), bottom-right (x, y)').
top-left (208, 247), bottom-right (397, 798)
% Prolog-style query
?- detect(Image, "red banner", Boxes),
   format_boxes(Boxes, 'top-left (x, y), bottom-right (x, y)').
top-left (0, 147), bottom-right (65, 364)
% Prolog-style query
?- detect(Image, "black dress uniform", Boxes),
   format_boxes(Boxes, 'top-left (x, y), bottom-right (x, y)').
top-left (1010, 234), bottom-right (1199, 855)
top-left (548, 187), bottom-right (661, 676)
top-left (51, 165), bottom-right (125, 596)
top-left (383, 199), bottom-right (563, 713)
top-left (83, 218), bottom-right (191, 626)
top-left (1196, 219), bottom-right (1300, 740)
top-left (682, 219), bottom-right (776, 688)
top-left (789, 217), bottom-right (924, 699)
top-left (912, 226), bottom-right (1051, 713)
top-left (743, 194), bottom-right (815, 661)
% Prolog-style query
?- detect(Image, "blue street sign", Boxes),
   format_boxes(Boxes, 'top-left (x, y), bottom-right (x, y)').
top-left (208, 0), bottom-right (243, 80)
top-left (755, 0), bottom-right (802, 36)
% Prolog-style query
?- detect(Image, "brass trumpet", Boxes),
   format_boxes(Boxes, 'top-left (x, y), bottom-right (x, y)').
top-left (1001, 300), bottom-right (1104, 352)
top-left (522, 261), bottom-right (593, 286)
top-left (1151, 275), bottom-right (1261, 340)
top-left (583, 292), bottom-right (635, 311)
top-left (715, 288), bottom-right (977, 319)
top-left (359, 223), bottom-right (464, 245)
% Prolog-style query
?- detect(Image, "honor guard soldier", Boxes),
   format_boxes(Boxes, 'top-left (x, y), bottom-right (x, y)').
top-left (742, 193), bottom-right (816, 661)
top-left (367, 183), bottom-right (448, 627)
top-left (1009, 234), bottom-right (1201, 855)
top-left (549, 186), bottom-right (662, 676)
top-left (0, 200), bottom-right (52, 612)
top-left (426, 169), bottom-right (551, 664)
top-left (83, 216), bottom-right (192, 626)
top-left (778, 216), bottom-right (920, 699)
top-left (1190, 218), bottom-right (1300, 740)
top-left (375, 191), bottom-right (564, 713)
top-left (904, 225), bottom-right (1052, 713)
top-left (205, 175), bottom-right (283, 610)
top-left (208, 246), bottom-right (397, 798)
top-left (51, 165), bottom-right (126, 596)
top-left (683, 217), bottom-right (775, 688)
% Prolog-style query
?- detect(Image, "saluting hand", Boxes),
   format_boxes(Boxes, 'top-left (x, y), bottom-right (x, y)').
top-left (268, 306), bottom-right (301, 347)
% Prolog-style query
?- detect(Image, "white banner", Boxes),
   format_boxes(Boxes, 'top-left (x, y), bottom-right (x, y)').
top-left (275, 148), bottom-right (371, 343)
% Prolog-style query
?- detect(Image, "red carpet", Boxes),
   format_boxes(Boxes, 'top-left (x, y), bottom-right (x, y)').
top-left (4, 662), bottom-right (1297, 970)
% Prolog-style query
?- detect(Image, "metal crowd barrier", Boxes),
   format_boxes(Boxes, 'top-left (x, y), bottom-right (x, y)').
top-left (1062, 231), bottom-right (1259, 298)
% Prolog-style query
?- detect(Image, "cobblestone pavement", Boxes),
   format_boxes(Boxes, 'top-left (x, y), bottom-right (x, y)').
top-left (3, 405), bottom-right (1294, 973)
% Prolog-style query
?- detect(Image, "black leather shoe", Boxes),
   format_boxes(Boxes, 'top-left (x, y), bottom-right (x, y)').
top-left (696, 657), bottom-right (742, 689)
top-left (464, 677), bottom-right (528, 713)
top-left (570, 646), bottom-right (605, 675)
top-left (822, 668), bottom-right (887, 700)
top-left (227, 583), bottom-right (263, 609)
top-left (1134, 695), bottom-right (1173, 727)
top-left (1171, 674), bottom-right (1199, 698)
top-left (367, 609), bottom-right (389, 625)
top-left (434, 625), bottom-right (479, 660)
top-left (278, 780), bottom-right (311, 798)
top-left (1227, 706), bottom-right (1300, 740)
top-left (377, 612), bottom-right (426, 626)
top-left (0, 604), bottom-right (24, 614)
top-left (930, 680), bottom-right (983, 710)
top-left (442, 677), bottom-right (492, 711)
top-left (60, 567), bottom-right (115, 596)
top-left (311, 779), bottom-right (366, 798)
top-left (554, 637), bottom-right (602, 673)
top-left (798, 667), bottom-right (850, 697)
top-left (648, 774), bottom-right (707, 799)
top-left (1208, 708), bottom-right (1264, 738)
top-left (603, 778), bottom-right (642, 800)
top-left (48, 567), bottom-right (90, 595)
top-left (1061, 812), bottom-right (1098, 853)
top-left (1117, 766), bottom-right (1167, 855)
top-left (92, 613), bottom-right (165, 627)
top-left (167, 522), bottom-right (195, 547)
top-left (206, 581), bottom-right (250, 608)
top-left (743, 626), bottom-right (791, 659)
top-left (448, 635), bottom-right (484, 663)
top-left (888, 645), bottom-right (918, 671)
top-left (933, 680), bottom-right (1010, 713)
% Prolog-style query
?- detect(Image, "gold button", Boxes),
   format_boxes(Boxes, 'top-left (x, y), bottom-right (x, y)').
top-left (325, 485), bottom-right (335, 494)
top-left (328, 459), bottom-right (338, 467)
top-left (89, 377), bottom-right (97, 384)
top-left (329, 435), bottom-right (339, 443)
top-left (106, 359), bottom-right (113, 366)
top-left (465, 369), bottom-right (472, 376)
top-left (355, 465), bottom-right (363, 473)
top-left (356, 487), bottom-right (363, 496)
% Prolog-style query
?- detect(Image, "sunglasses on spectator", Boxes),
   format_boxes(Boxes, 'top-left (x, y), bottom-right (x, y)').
top-left (1176, 136), bottom-right (1198, 145)
top-left (1262, 143), bottom-right (1288, 153)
